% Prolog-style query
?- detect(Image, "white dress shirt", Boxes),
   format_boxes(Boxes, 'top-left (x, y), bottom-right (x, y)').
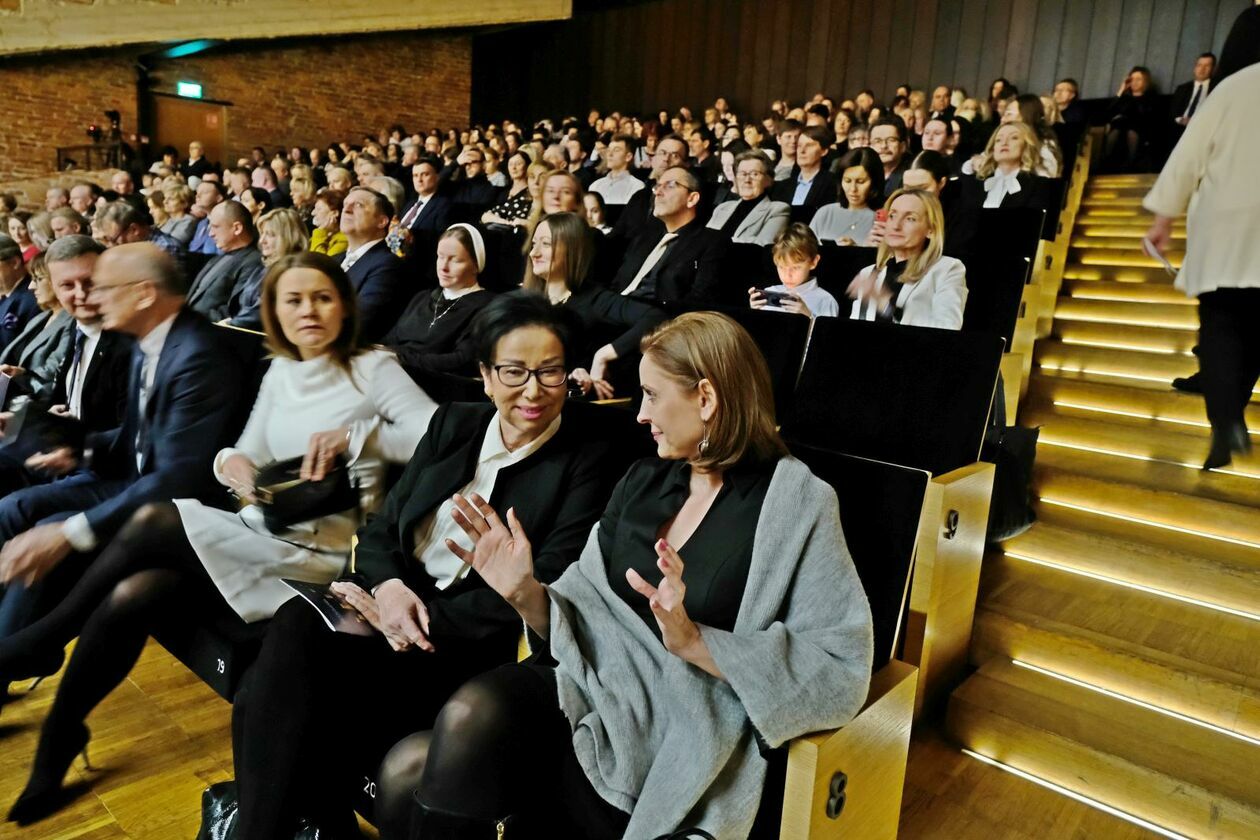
top-left (62, 312), bottom-right (179, 553)
top-left (589, 171), bottom-right (645, 204)
top-left (65, 321), bottom-right (103, 419)
top-left (411, 413), bottom-right (562, 589)
top-left (340, 239), bottom-right (383, 272)
top-left (1182, 80), bottom-right (1209, 119)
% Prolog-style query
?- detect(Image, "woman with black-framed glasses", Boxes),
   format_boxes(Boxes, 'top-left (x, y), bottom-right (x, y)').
top-left (205, 290), bottom-right (636, 839)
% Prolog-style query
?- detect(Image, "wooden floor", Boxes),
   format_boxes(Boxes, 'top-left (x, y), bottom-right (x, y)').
top-left (0, 641), bottom-right (1154, 840)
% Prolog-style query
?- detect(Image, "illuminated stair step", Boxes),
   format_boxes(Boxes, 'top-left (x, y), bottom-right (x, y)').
top-left (1027, 372), bottom-right (1260, 428)
top-left (949, 660), bottom-right (1260, 837)
top-left (1036, 340), bottom-right (1199, 381)
top-left (1063, 264), bottom-right (1177, 284)
top-left (1031, 466), bottom-right (1260, 549)
top-left (977, 555), bottom-right (1260, 690)
top-left (1070, 235), bottom-right (1188, 252)
top-left (1054, 298), bottom-right (1198, 330)
top-left (1074, 224), bottom-right (1185, 239)
top-left (1023, 408), bottom-right (1260, 479)
top-left (1003, 521), bottom-right (1260, 621)
top-left (1070, 248), bottom-right (1184, 270)
top-left (1060, 279), bottom-right (1194, 305)
top-left (1080, 196), bottom-right (1147, 207)
top-left (1052, 320), bottom-right (1196, 354)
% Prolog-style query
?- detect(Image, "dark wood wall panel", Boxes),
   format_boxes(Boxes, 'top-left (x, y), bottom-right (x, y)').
top-left (470, 0), bottom-right (1251, 125)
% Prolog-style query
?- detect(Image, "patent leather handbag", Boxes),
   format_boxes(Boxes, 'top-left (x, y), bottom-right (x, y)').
top-left (254, 454), bottom-right (358, 532)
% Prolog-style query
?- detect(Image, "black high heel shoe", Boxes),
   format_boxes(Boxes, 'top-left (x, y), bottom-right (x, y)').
top-left (1, 646), bottom-right (67, 695)
top-left (6, 720), bottom-right (92, 825)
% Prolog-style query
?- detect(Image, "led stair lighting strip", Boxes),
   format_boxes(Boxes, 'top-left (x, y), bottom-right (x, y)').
top-left (1003, 549), bottom-right (1260, 622)
top-left (1036, 437), bottom-right (1259, 481)
top-left (1038, 363), bottom-right (1260, 395)
top-left (961, 749), bottom-right (1190, 840)
top-left (1058, 338), bottom-right (1190, 355)
top-left (1051, 400), bottom-right (1260, 436)
top-left (1052, 314), bottom-right (1197, 331)
top-left (1011, 659), bottom-right (1260, 748)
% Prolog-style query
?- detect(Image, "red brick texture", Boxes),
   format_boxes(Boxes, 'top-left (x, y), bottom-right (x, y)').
top-left (0, 31), bottom-right (471, 183)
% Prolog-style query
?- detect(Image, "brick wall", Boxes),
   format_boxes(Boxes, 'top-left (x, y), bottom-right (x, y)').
top-left (0, 31), bottom-right (471, 184)
top-left (0, 51), bottom-right (140, 182)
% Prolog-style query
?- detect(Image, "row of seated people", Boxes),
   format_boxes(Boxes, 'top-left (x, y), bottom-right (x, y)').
top-left (0, 239), bottom-right (872, 838)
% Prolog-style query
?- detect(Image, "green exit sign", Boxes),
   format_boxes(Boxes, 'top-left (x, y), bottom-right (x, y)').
top-left (177, 81), bottom-right (203, 99)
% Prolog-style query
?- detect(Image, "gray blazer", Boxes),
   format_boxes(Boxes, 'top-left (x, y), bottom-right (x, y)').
top-left (547, 457), bottom-right (873, 839)
top-left (705, 195), bottom-right (791, 246)
top-left (1, 310), bottom-right (73, 400)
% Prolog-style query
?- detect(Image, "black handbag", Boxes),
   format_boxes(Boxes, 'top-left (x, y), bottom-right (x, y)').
top-left (983, 425), bottom-right (1040, 542)
top-left (254, 453), bottom-right (359, 532)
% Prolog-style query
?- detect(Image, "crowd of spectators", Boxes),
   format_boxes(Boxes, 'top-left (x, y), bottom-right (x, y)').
top-left (0, 46), bottom-right (1233, 836)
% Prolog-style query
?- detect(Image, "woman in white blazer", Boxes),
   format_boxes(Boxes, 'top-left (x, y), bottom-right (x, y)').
top-left (847, 188), bottom-right (968, 330)
top-left (705, 149), bottom-right (790, 246)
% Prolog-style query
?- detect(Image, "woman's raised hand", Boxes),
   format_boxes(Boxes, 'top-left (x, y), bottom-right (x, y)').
top-left (446, 493), bottom-right (536, 603)
top-left (626, 539), bottom-right (703, 658)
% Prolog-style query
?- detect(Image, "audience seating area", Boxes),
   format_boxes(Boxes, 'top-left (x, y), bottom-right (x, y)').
top-left (13, 54), bottom-right (1238, 833)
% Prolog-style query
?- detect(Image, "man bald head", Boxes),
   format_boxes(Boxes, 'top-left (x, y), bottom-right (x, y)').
top-left (92, 242), bottom-right (185, 336)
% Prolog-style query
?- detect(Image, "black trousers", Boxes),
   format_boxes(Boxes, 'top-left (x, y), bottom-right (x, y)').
top-left (1197, 288), bottom-right (1260, 435)
top-left (231, 598), bottom-right (516, 839)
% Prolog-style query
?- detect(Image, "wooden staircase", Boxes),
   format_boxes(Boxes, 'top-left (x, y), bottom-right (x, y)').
top-left (948, 174), bottom-right (1260, 839)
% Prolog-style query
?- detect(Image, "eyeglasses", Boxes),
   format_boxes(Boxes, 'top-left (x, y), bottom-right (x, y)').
top-left (735, 169), bottom-right (767, 180)
top-left (870, 138), bottom-right (900, 148)
top-left (492, 364), bottom-right (568, 388)
top-left (653, 179), bottom-right (692, 194)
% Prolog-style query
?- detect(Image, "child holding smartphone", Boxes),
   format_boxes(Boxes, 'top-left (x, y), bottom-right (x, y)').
top-left (748, 223), bottom-right (840, 318)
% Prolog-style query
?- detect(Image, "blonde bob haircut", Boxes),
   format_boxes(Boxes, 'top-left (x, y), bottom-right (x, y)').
top-left (639, 312), bottom-right (788, 471)
top-left (257, 207), bottom-right (310, 267)
top-left (974, 121), bottom-right (1041, 178)
top-left (873, 188), bottom-right (946, 284)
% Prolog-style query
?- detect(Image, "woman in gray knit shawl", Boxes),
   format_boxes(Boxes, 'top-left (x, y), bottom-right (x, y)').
top-left (411, 312), bottom-right (875, 839)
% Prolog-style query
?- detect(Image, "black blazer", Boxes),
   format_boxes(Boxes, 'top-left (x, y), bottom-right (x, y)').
top-left (957, 171), bottom-right (1050, 212)
top-left (610, 219), bottom-right (729, 306)
top-left (82, 309), bottom-right (246, 542)
top-left (402, 194), bottom-right (453, 235)
top-left (565, 282), bottom-right (666, 361)
top-left (351, 400), bottom-right (634, 643)
top-left (771, 167), bottom-right (838, 211)
top-left (344, 241), bottom-right (407, 341)
top-left (51, 329), bottom-right (134, 433)
top-left (1169, 80), bottom-right (1207, 120)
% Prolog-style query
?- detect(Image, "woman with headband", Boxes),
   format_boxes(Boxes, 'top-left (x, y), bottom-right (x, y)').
top-left (382, 223), bottom-right (497, 379)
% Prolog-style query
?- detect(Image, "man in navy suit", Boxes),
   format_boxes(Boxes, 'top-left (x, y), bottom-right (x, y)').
top-left (0, 242), bottom-right (245, 633)
top-left (340, 186), bottom-right (407, 339)
top-left (398, 157), bottom-right (453, 286)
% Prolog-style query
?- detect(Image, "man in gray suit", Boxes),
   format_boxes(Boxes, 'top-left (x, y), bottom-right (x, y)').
top-left (185, 201), bottom-right (264, 323)
top-left (705, 150), bottom-right (790, 246)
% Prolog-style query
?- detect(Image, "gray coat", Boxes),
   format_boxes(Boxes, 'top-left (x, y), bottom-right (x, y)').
top-left (705, 195), bottom-right (791, 246)
top-left (1, 310), bottom-right (73, 400)
top-left (547, 456), bottom-right (874, 839)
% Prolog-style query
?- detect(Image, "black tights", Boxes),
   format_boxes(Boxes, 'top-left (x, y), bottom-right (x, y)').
top-left (0, 504), bottom-right (213, 787)
top-left (413, 662), bottom-right (630, 839)
top-left (232, 598), bottom-right (511, 840)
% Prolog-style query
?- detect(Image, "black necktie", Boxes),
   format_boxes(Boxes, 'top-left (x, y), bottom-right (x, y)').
top-left (67, 326), bottom-right (86, 405)
top-left (1186, 84), bottom-right (1202, 119)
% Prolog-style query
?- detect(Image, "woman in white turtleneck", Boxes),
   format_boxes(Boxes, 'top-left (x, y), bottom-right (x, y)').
top-left (188, 250), bottom-right (437, 620)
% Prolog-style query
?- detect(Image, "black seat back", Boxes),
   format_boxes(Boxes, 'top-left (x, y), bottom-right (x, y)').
top-left (791, 442), bottom-right (926, 667)
top-left (816, 245), bottom-right (878, 299)
top-left (721, 306), bottom-right (809, 420)
top-left (960, 254), bottom-right (1031, 345)
top-left (783, 318), bottom-right (1004, 476)
top-left (978, 208), bottom-right (1045, 261)
top-left (721, 241), bottom-right (777, 289)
